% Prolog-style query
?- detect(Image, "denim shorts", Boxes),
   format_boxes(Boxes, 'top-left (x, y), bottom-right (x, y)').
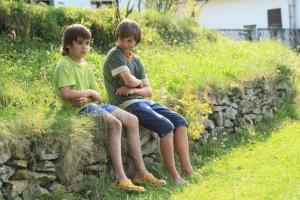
top-left (126, 100), bottom-right (187, 137)
top-left (79, 103), bottom-right (117, 117)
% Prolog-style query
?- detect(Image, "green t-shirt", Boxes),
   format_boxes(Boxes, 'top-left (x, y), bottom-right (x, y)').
top-left (53, 56), bottom-right (100, 113)
top-left (103, 47), bottom-right (149, 108)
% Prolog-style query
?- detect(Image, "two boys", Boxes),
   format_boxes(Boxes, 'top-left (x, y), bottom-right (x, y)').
top-left (54, 24), bottom-right (165, 192)
top-left (54, 20), bottom-right (196, 190)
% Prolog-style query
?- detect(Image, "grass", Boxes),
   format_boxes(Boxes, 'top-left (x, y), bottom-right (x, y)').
top-left (171, 123), bottom-right (300, 200)
top-left (1, 36), bottom-right (299, 121)
top-left (138, 39), bottom-right (300, 101)
top-left (0, 35), bottom-right (298, 142)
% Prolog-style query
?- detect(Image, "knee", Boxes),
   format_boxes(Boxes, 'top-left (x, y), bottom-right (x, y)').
top-left (126, 114), bottom-right (139, 128)
top-left (110, 118), bottom-right (122, 133)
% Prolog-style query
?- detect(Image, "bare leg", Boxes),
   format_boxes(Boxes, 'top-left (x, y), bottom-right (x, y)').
top-left (173, 126), bottom-right (197, 176)
top-left (160, 132), bottom-right (187, 184)
top-left (111, 108), bottom-right (148, 177)
top-left (104, 113), bottom-right (127, 182)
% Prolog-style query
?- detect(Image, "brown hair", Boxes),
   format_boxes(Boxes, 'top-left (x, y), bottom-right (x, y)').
top-left (61, 24), bottom-right (91, 56)
top-left (115, 19), bottom-right (142, 44)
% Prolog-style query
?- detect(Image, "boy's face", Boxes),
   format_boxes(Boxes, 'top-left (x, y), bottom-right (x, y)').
top-left (116, 36), bottom-right (137, 53)
top-left (67, 37), bottom-right (91, 61)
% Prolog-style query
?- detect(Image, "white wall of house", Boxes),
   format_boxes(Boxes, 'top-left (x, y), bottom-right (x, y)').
top-left (198, 0), bottom-right (300, 29)
top-left (53, 0), bottom-right (91, 8)
top-left (119, 0), bottom-right (145, 11)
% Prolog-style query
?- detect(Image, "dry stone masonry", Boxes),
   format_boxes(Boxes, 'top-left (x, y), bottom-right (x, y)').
top-left (201, 72), bottom-right (293, 142)
top-left (0, 129), bottom-right (159, 199)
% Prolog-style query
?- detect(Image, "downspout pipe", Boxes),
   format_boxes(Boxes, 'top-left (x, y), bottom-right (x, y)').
top-left (293, 0), bottom-right (300, 28)
top-left (288, 0), bottom-right (296, 29)
top-left (291, 0), bottom-right (296, 29)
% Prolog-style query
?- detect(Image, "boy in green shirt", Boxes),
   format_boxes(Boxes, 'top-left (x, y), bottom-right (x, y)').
top-left (103, 19), bottom-right (197, 184)
top-left (54, 24), bottom-right (165, 192)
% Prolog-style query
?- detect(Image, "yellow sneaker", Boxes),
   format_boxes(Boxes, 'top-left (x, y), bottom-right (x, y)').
top-left (132, 173), bottom-right (167, 186)
top-left (112, 178), bottom-right (145, 192)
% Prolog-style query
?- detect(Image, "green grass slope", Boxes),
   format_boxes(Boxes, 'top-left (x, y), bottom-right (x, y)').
top-left (1, 33), bottom-right (299, 140)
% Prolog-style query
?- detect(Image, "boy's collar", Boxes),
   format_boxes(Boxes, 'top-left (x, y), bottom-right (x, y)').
top-left (65, 55), bottom-right (85, 65)
top-left (116, 46), bottom-right (133, 61)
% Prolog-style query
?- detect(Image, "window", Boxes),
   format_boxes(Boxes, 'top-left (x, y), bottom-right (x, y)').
top-left (267, 8), bottom-right (282, 28)
top-left (26, 0), bottom-right (53, 5)
top-left (91, 0), bottom-right (113, 8)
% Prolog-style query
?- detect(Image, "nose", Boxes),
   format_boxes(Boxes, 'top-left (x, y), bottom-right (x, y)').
top-left (124, 42), bottom-right (129, 48)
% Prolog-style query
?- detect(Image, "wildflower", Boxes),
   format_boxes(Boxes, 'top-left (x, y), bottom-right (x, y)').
top-left (221, 142), bottom-right (226, 148)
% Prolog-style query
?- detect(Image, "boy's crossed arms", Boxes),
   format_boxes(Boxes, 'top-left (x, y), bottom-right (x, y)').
top-left (59, 87), bottom-right (102, 107)
top-left (115, 71), bottom-right (151, 97)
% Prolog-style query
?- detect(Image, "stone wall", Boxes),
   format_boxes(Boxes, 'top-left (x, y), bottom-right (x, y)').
top-left (0, 129), bottom-right (160, 199)
top-left (202, 72), bottom-right (293, 142)
top-left (0, 71), bottom-right (293, 199)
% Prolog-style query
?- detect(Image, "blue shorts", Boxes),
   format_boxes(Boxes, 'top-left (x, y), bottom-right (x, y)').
top-left (126, 100), bottom-right (187, 137)
top-left (78, 103), bottom-right (117, 117)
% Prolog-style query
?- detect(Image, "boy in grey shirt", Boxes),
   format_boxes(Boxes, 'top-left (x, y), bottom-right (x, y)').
top-left (103, 19), bottom-right (197, 184)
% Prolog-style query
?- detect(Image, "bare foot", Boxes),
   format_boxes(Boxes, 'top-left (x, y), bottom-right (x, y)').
top-left (172, 176), bottom-right (189, 185)
top-left (181, 170), bottom-right (200, 177)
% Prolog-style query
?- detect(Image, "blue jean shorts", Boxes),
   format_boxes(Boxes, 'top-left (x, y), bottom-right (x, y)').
top-left (78, 103), bottom-right (117, 117)
top-left (126, 100), bottom-right (187, 137)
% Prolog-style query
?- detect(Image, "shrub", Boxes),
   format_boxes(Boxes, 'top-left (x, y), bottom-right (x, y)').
top-left (138, 9), bottom-right (200, 44)
top-left (172, 87), bottom-right (212, 140)
top-left (0, 2), bottom-right (116, 49)
top-left (0, 2), bottom-right (203, 48)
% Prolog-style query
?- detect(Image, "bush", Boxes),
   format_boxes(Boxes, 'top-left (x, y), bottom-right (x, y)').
top-left (134, 9), bottom-right (201, 44)
top-left (0, 1), bottom-right (116, 49)
top-left (0, 2), bottom-right (203, 48)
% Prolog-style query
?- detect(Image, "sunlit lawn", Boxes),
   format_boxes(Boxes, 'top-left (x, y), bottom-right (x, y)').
top-left (170, 121), bottom-right (300, 200)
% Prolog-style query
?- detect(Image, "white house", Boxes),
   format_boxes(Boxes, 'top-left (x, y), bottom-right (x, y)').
top-left (118, 0), bottom-right (145, 10)
top-left (52, 0), bottom-right (91, 7)
top-left (197, 0), bottom-right (300, 29)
